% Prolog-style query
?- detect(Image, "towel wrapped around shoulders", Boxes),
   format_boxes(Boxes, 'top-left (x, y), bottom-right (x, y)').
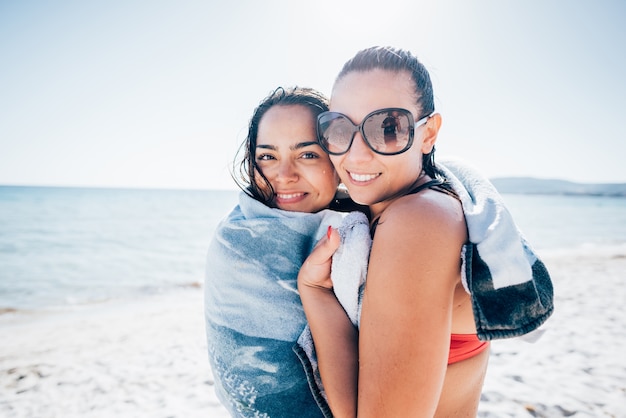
top-left (439, 157), bottom-right (553, 340)
top-left (205, 157), bottom-right (554, 417)
top-left (204, 192), bottom-right (344, 417)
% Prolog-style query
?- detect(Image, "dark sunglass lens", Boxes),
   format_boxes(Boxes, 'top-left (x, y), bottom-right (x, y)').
top-left (319, 114), bottom-right (353, 153)
top-left (364, 110), bottom-right (411, 154)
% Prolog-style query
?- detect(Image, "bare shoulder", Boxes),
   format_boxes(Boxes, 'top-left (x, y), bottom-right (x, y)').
top-left (376, 188), bottom-right (467, 247)
top-left (366, 188), bottom-right (468, 315)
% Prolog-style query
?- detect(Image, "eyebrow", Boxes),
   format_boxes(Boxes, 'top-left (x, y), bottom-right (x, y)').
top-left (256, 141), bottom-right (319, 151)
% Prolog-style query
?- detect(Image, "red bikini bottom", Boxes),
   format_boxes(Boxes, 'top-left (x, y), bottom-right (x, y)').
top-left (448, 334), bottom-right (490, 365)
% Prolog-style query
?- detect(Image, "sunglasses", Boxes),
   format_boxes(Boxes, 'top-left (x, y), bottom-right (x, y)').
top-left (317, 108), bottom-right (431, 156)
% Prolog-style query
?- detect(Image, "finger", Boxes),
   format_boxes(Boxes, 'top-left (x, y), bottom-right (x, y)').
top-left (308, 227), bottom-right (341, 266)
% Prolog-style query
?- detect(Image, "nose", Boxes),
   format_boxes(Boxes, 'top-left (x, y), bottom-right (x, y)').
top-left (345, 131), bottom-right (374, 162)
top-left (276, 159), bottom-right (298, 182)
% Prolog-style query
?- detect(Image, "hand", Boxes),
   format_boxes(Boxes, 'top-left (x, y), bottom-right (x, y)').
top-left (298, 226), bottom-right (341, 291)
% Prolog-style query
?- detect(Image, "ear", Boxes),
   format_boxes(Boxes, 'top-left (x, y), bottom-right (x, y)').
top-left (420, 113), bottom-right (442, 154)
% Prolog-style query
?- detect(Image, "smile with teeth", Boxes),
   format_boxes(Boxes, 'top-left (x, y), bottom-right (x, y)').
top-left (349, 172), bottom-right (380, 182)
top-left (276, 192), bottom-right (305, 200)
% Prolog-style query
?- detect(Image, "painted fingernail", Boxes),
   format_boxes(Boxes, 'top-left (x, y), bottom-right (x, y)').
top-left (327, 226), bottom-right (332, 239)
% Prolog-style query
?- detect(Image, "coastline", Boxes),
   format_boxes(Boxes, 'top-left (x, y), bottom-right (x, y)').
top-left (1, 251), bottom-right (625, 417)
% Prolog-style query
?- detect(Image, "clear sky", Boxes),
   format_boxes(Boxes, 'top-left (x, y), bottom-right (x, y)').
top-left (1, 0), bottom-right (624, 190)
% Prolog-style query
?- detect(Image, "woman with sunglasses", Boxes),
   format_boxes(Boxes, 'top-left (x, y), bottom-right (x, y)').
top-left (298, 47), bottom-right (553, 417)
top-left (204, 86), bottom-right (369, 417)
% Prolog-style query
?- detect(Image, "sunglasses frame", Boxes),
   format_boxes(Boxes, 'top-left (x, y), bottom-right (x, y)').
top-left (317, 107), bottom-right (431, 156)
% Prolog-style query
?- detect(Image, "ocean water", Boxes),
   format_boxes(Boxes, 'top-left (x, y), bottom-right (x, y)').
top-left (0, 186), bottom-right (239, 311)
top-left (500, 193), bottom-right (626, 252)
top-left (1, 186), bottom-right (624, 311)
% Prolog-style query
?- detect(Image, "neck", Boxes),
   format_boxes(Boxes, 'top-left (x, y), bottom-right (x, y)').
top-left (368, 173), bottom-right (430, 220)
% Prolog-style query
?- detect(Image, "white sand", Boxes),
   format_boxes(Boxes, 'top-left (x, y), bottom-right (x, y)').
top-left (479, 251), bottom-right (626, 417)
top-left (0, 290), bottom-right (230, 418)
top-left (1, 252), bottom-right (624, 417)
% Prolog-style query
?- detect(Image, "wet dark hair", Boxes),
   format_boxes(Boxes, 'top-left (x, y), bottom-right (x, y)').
top-left (336, 46), bottom-right (444, 181)
top-left (232, 86), bottom-right (329, 205)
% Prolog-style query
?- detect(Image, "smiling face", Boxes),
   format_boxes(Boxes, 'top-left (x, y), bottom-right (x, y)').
top-left (255, 104), bottom-right (339, 213)
top-left (329, 69), bottom-right (439, 216)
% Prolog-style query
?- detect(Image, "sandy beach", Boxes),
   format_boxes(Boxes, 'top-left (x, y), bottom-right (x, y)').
top-left (1, 251), bottom-right (624, 418)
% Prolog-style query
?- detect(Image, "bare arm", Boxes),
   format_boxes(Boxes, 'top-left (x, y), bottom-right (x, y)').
top-left (356, 193), bottom-right (467, 417)
top-left (298, 228), bottom-right (359, 417)
top-left (299, 191), bottom-right (467, 417)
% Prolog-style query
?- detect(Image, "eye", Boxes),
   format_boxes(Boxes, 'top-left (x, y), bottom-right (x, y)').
top-left (301, 151), bottom-right (320, 160)
top-left (256, 153), bottom-right (276, 162)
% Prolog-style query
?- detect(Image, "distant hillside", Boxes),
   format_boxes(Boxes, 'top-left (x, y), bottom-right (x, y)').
top-left (489, 177), bottom-right (626, 197)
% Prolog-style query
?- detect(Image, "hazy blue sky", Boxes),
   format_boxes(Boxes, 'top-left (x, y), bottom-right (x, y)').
top-left (1, 0), bottom-right (624, 190)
